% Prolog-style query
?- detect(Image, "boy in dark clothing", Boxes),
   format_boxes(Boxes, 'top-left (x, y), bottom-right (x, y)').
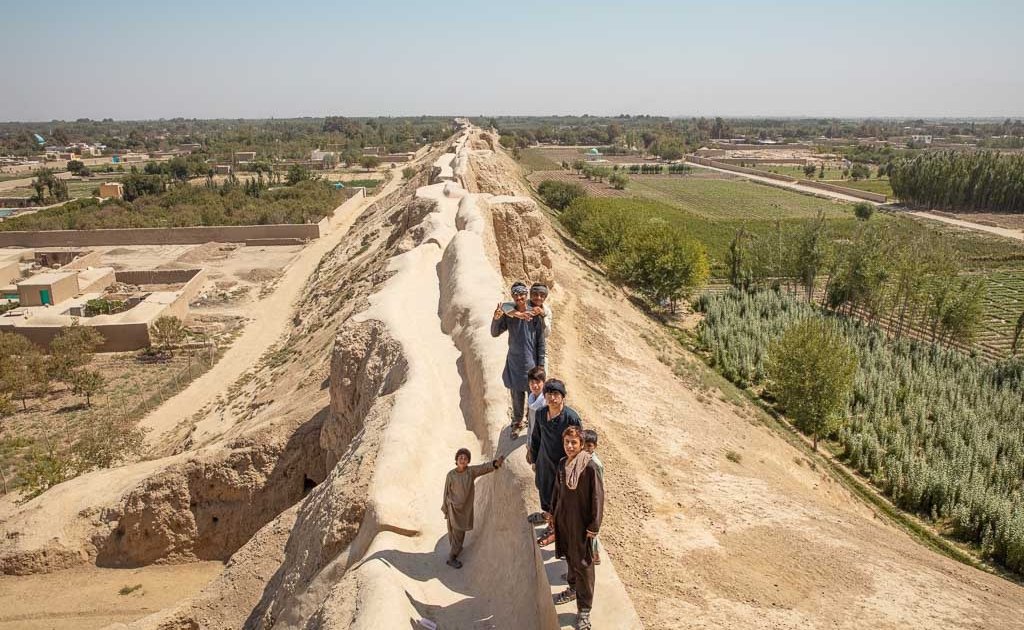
top-left (552, 425), bottom-right (604, 630)
top-left (491, 281), bottom-right (546, 438)
top-left (527, 379), bottom-right (581, 545)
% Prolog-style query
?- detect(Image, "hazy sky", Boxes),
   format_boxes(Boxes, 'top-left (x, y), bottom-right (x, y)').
top-left (3, 0), bottom-right (1022, 121)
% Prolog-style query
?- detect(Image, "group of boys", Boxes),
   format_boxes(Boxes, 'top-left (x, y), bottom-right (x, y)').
top-left (441, 281), bottom-right (606, 630)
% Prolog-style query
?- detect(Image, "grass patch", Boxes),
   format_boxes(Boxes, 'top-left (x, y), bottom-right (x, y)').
top-left (629, 177), bottom-right (853, 220)
top-left (725, 450), bottom-right (742, 464)
top-left (518, 148), bottom-right (564, 173)
top-left (119, 584), bottom-right (143, 595)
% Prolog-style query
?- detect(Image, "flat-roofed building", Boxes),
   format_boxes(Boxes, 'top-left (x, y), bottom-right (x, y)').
top-left (17, 271), bottom-right (79, 306)
top-left (99, 182), bottom-right (124, 199)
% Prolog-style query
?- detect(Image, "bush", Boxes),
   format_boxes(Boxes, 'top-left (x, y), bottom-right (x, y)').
top-left (609, 172), bottom-right (629, 190)
top-left (537, 180), bottom-right (586, 210)
top-left (853, 202), bottom-right (874, 221)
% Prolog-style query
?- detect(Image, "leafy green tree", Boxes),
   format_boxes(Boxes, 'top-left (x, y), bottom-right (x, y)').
top-left (850, 162), bottom-right (871, 180)
top-left (21, 443), bottom-right (74, 498)
top-left (358, 155), bottom-right (381, 171)
top-left (73, 414), bottom-right (145, 471)
top-left (66, 160), bottom-right (86, 175)
top-left (286, 164), bottom-right (312, 185)
top-left (793, 211), bottom-right (831, 301)
top-left (49, 324), bottom-right (103, 383)
top-left (767, 318), bottom-right (857, 450)
top-left (658, 144), bottom-right (684, 161)
top-left (853, 202), bottom-right (874, 221)
top-left (726, 226), bottom-right (753, 290)
top-left (606, 224), bottom-right (709, 311)
top-left (149, 315), bottom-right (186, 355)
top-left (537, 180), bottom-right (586, 210)
top-left (803, 163), bottom-right (817, 177)
top-left (71, 369), bottom-right (105, 407)
top-left (1013, 311), bottom-right (1024, 355)
top-left (609, 171), bottom-right (629, 190)
top-left (0, 332), bottom-right (48, 410)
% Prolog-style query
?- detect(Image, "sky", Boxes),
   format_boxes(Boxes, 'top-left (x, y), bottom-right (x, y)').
top-left (2, 0), bottom-right (1022, 121)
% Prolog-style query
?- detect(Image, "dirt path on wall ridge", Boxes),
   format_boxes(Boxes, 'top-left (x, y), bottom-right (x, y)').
top-left (503, 149), bottom-right (1024, 628)
top-left (137, 165), bottom-right (410, 452)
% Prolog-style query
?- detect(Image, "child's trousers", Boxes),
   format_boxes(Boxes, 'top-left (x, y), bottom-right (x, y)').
top-left (447, 522), bottom-right (466, 559)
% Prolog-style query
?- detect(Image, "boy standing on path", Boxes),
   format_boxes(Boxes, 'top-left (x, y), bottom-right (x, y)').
top-left (528, 379), bottom-right (582, 545)
top-left (552, 426), bottom-right (604, 630)
top-left (491, 281), bottom-right (546, 438)
top-left (581, 429), bottom-right (604, 565)
top-left (442, 448), bottom-right (506, 569)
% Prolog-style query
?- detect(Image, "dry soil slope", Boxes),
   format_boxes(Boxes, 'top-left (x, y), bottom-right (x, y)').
top-left (489, 137), bottom-right (1024, 628)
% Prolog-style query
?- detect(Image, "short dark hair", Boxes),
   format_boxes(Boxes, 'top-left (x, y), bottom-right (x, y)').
top-left (543, 378), bottom-right (566, 397)
top-left (562, 425), bottom-right (583, 441)
top-left (455, 448), bottom-right (471, 462)
top-left (528, 365), bottom-right (546, 382)
top-left (582, 429), bottom-right (598, 446)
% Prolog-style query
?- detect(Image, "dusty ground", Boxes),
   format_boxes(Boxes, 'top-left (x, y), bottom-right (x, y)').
top-left (0, 561), bottom-right (222, 630)
top-left (516, 163), bottom-right (1024, 629)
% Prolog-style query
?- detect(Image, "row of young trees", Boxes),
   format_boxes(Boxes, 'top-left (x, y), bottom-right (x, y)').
top-left (694, 288), bottom-right (1024, 573)
top-left (890, 151), bottom-right (1024, 213)
top-left (1, 316), bottom-right (187, 497)
top-left (560, 198), bottom-right (709, 310)
top-left (1, 325), bottom-right (107, 416)
top-left (726, 215), bottom-right (986, 348)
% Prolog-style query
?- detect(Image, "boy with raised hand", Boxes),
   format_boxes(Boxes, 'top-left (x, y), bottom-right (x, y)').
top-left (491, 281), bottom-right (546, 439)
top-left (442, 448), bottom-right (505, 569)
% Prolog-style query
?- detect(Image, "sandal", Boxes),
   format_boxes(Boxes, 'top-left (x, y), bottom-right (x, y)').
top-left (446, 558), bottom-right (463, 569)
top-left (554, 587), bottom-right (576, 605)
top-left (537, 531), bottom-right (556, 547)
top-left (576, 610), bottom-right (591, 630)
top-left (527, 512), bottom-right (547, 524)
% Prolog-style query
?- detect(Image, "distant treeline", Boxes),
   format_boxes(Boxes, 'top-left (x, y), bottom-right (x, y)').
top-left (0, 117), bottom-right (453, 160)
top-left (891, 151), bottom-right (1024, 213)
top-left (0, 179), bottom-right (348, 230)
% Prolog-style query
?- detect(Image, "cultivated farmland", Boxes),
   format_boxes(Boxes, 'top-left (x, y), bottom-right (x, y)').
top-left (628, 175), bottom-right (853, 220)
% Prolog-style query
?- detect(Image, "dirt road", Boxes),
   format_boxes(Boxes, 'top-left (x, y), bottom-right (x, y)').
top-left (908, 210), bottom-right (1024, 241)
top-left (138, 167), bottom-right (409, 450)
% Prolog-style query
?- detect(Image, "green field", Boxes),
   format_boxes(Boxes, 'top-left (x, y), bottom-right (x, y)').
top-left (629, 176), bottom-right (853, 220)
top-left (758, 165), bottom-right (894, 197)
top-left (974, 270), bottom-right (1024, 355)
top-left (517, 148), bottom-right (564, 173)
